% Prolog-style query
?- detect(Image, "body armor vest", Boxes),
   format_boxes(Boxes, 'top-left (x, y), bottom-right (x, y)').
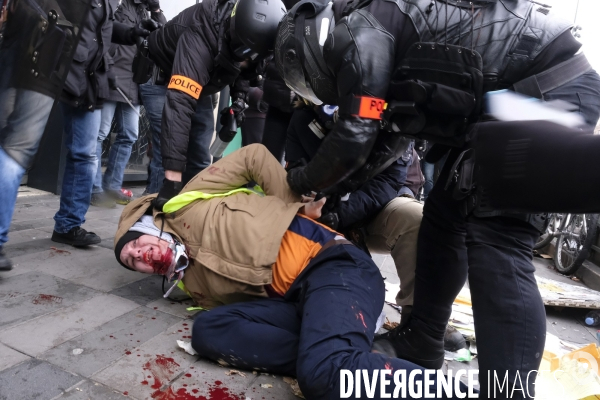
top-left (388, 0), bottom-right (573, 90)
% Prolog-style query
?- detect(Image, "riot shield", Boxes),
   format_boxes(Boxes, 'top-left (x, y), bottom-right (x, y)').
top-left (0, 0), bottom-right (89, 169)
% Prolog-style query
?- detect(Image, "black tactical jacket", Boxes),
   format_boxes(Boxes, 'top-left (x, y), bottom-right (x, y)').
top-left (60, 0), bottom-right (138, 110)
top-left (147, 0), bottom-right (244, 172)
top-left (106, 0), bottom-right (166, 105)
top-left (294, 0), bottom-right (581, 193)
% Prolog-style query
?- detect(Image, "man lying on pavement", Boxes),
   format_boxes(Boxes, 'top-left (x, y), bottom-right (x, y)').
top-left (112, 144), bottom-right (469, 400)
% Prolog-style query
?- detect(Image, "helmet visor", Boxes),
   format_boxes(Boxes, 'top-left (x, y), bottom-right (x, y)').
top-left (280, 49), bottom-right (322, 105)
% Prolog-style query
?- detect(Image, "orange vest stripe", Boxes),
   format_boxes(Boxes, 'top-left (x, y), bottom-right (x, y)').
top-left (168, 75), bottom-right (203, 99)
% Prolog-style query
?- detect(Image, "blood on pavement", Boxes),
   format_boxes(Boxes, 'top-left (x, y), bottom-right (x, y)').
top-left (143, 355), bottom-right (244, 400)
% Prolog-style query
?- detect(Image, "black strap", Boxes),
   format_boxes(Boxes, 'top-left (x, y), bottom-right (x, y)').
top-left (304, 16), bottom-right (332, 75)
top-left (513, 53), bottom-right (592, 99)
top-left (294, 13), bottom-right (307, 67)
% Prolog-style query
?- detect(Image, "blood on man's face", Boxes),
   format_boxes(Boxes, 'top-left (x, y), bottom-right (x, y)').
top-left (120, 234), bottom-right (173, 275)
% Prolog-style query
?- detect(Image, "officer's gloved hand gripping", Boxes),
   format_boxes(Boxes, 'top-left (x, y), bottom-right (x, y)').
top-left (275, 2), bottom-right (395, 195)
top-left (127, 19), bottom-right (161, 43)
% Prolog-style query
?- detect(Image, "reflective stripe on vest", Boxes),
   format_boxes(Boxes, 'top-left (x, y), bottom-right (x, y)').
top-left (162, 186), bottom-right (265, 214)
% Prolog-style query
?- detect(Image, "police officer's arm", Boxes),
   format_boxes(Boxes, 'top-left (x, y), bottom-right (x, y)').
top-left (161, 26), bottom-right (214, 180)
top-left (335, 152), bottom-right (410, 230)
top-left (287, 10), bottom-right (395, 194)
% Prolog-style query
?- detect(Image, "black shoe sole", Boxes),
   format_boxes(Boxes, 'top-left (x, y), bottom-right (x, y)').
top-left (51, 233), bottom-right (102, 247)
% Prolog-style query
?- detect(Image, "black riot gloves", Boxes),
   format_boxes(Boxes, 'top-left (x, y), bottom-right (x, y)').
top-left (152, 179), bottom-right (183, 212)
top-left (220, 97), bottom-right (247, 128)
top-left (128, 19), bottom-right (161, 43)
top-left (286, 166), bottom-right (313, 196)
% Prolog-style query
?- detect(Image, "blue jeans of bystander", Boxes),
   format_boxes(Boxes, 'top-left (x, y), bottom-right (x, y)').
top-left (0, 83), bottom-right (54, 245)
top-left (93, 101), bottom-right (140, 193)
top-left (53, 104), bottom-right (102, 233)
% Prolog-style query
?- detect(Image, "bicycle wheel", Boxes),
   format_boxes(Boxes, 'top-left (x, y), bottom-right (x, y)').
top-left (533, 213), bottom-right (560, 250)
top-left (555, 214), bottom-right (599, 275)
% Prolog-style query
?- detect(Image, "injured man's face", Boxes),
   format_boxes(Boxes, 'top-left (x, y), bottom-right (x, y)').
top-left (120, 235), bottom-right (173, 274)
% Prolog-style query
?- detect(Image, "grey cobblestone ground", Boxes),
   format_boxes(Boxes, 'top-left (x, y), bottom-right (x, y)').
top-left (0, 186), bottom-right (594, 399)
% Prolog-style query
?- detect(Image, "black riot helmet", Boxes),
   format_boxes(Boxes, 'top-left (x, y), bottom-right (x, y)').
top-left (230, 0), bottom-right (287, 61)
top-left (274, 1), bottom-right (337, 105)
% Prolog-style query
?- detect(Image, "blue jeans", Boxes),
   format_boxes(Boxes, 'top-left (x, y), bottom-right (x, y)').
top-left (0, 60), bottom-right (55, 245)
top-left (93, 101), bottom-right (140, 193)
top-left (53, 104), bottom-right (102, 234)
top-left (139, 83), bottom-right (214, 193)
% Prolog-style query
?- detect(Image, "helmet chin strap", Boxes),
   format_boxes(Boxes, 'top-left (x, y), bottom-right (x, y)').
top-left (162, 239), bottom-right (189, 298)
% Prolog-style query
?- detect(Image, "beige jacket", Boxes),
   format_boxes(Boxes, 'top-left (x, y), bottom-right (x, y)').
top-left (114, 144), bottom-right (304, 308)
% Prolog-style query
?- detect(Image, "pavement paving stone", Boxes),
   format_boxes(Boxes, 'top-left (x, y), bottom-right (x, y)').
top-left (244, 373), bottom-right (301, 400)
top-left (40, 307), bottom-right (181, 378)
top-left (52, 379), bottom-right (128, 400)
top-left (0, 359), bottom-right (81, 400)
top-left (546, 307), bottom-right (597, 345)
top-left (1, 246), bottom-right (143, 291)
top-left (85, 207), bottom-right (128, 221)
top-left (99, 238), bottom-right (116, 251)
top-left (11, 205), bottom-right (60, 222)
top-left (109, 274), bottom-right (166, 305)
top-left (92, 320), bottom-right (198, 399)
top-left (9, 218), bottom-right (56, 233)
top-left (0, 294), bottom-right (139, 356)
top-left (1, 246), bottom-right (83, 279)
top-left (371, 253), bottom-right (387, 269)
top-left (0, 342), bottom-right (30, 373)
top-left (3, 228), bottom-right (53, 246)
top-left (0, 272), bottom-right (101, 329)
top-left (31, 246), bottom-right (145, 292)
top-left (1, 238), bottom-right (71, 259)
top-left (100, 215), bottom-right (122, 225)
top-left (163, 358), bottom-right (255, 400)
top-left (145, 297), bottom-right (201, 320)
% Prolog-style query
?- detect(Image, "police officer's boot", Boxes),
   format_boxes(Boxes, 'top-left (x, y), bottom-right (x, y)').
top-left (372, 318), bottom-right (444, 369)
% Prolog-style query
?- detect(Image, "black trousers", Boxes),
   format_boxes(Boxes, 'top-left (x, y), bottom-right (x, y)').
top-left (411, 148), bottom-right (546, 399)
top-left (192, 245), bottom-right (468, 400)
top-left (410, 69), bottom-right (600, 399)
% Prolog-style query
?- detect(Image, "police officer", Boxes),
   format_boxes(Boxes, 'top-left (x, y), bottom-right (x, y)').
top-left (274, 0), bottom-right (600, 397)
top-left (143, 0), bottom-right (287, 210)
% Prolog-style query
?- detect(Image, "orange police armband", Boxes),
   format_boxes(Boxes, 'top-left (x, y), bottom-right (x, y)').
top-left (338, 95), bottom-right (386, 120)
top-left (168, 75), bottom-right (203, 100)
